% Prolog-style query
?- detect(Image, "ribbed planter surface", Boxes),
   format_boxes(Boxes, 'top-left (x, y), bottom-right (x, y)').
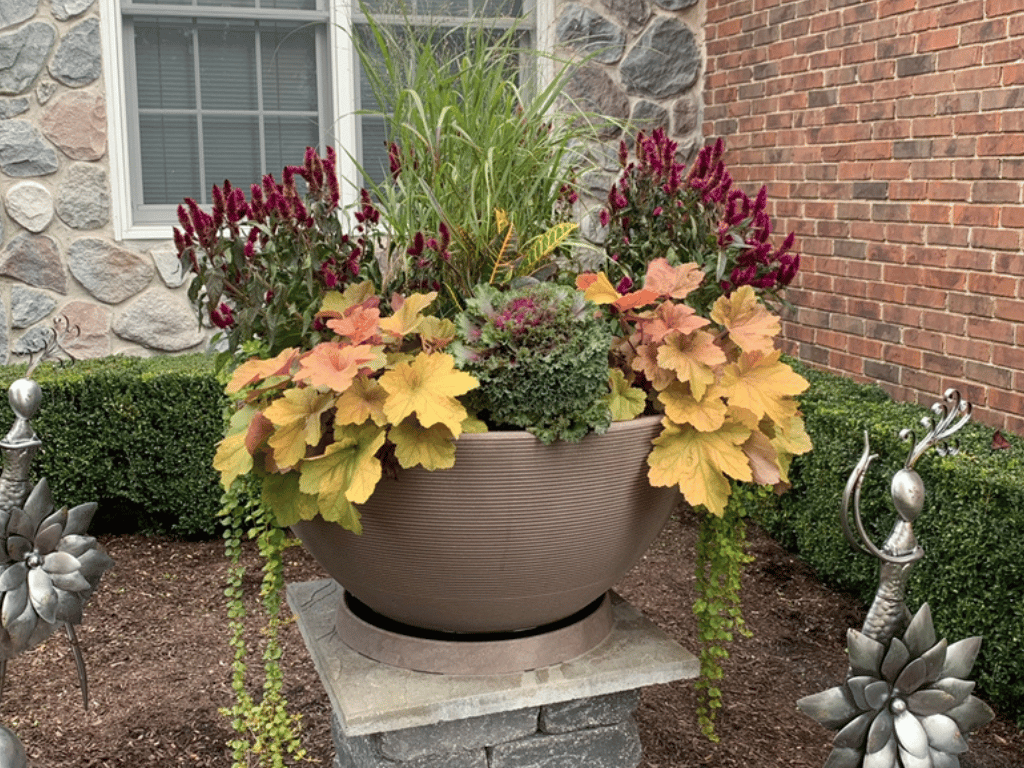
top-left (292, 415), bottom-right (679, 633)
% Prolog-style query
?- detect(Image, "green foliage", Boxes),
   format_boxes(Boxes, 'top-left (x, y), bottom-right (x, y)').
top-left (453, 283), bottom-right (612, 443)
top-left (220, 476), bottom-right (305, 767)
top-left (692, 483), bottom-right (764, 740)
top-left (759, 363), bottom-right (1024, 728)
top-left (355, 14), bottom-right (593, 314)
top-left (0, 355), bottom-right (225, 538)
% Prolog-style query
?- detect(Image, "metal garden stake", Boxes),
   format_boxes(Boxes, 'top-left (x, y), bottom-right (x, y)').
top-left (798, 389), bottom-right (995, 768)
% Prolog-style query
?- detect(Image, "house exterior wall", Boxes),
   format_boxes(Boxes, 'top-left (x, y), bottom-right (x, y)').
top-left (0, 0), bottom-right (705, 364)
top-left (0, 1), bottom-right (205, 363)
top-left (704, 0), bottom-right (1024, 434)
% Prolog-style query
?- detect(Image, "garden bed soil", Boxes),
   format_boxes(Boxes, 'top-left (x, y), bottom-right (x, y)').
top-left (2, 513), bottom-right (1021, 767)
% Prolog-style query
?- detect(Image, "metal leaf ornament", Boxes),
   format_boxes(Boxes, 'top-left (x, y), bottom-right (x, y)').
top-left (798, 390), bottom-right (993, 768)
top-left (799, 603), bottom-right (994, 768)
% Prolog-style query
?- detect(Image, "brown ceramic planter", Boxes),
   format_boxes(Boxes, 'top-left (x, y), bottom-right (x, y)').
top-left (291, 414), bottom-right (679, 634)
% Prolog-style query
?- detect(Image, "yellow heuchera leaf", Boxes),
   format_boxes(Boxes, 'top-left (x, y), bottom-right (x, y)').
top-left (264, 387), bottom-right (335, 469)
top-left (710, 285), bottom-right (781, 355)
top-left (261, 472), bottom-right (319, 527)
top-left (770, 413), bottom-right (813, 484)
top-left (644, 259), bottom-right (704, 299)
top-left (319, 281), bottom-right (378, 317)
top-left (720, 350), bottom-right (809, 427)
top-left (658, 382), bottom-right (728, 432)
top-left (630, 341), bottom-right (676, 391)
top-left (461, 414), bottom-right (489, 433)
top-left (648, 420), bottom-right (753, 516)
top-left (418, 316), bottom-right (457, 351)
top-left (389, 418), bottom-right (458, 470)
top-left (607, 368), bottom-right (647, 422)
top-left (379, 292), bottom-right (438, 338)
top-left (226, 348), bottom-right (298, 394)
top-left (379, 352), bottom-right (478, 435)
top-left (656, 330), bottom-right (727, 401)
top-left (334, 374), bottom-right (388, 426)
top-left (294, 342), bottom-right (386, 393)
top-left (298, 424), bottom-right (387, 534)
top-left (213, 431), bottom-right (253, 490)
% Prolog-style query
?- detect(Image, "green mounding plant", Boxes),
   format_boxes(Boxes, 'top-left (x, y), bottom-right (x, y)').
top-left (354, 12), bottom-right (589, 314)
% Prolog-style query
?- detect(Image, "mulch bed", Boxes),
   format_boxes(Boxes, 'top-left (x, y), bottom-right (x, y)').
top-left (2, 513), bottom-right (1021, 767)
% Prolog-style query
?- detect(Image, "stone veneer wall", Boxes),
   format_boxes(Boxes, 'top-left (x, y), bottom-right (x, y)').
top-left (552, 0), bottom-right (706, 243)
top-left (0, 0), bottom-right (706, 364)
top-left (0, 0), bottom-right (210, 364)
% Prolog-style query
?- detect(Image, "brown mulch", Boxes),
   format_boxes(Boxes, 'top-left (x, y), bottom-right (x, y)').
top-left (2, 513), bottom-right (1021, 767)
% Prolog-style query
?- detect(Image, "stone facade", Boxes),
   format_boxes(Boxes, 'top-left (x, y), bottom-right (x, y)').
top-left (0, 1), bottom-right (705, 364)
top-left (0, 1), bottom-right (204, 364)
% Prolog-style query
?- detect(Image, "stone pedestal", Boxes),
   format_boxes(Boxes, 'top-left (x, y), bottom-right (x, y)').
top-left (288, 580), bottom-right (698, 768)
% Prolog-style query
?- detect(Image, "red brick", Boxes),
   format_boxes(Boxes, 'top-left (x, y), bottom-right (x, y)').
top-left (905, 286), bottom-right (949, 309)
top-left (968, 272), bottom-right (1019, 297)
top-left (928, 181), bottom-right (972, 201)
top-left (953, 67), bottom-right (1002, 90)
top-left (972, 181), bottom-right (1021, 204)
top-left (968, 316), bottom-right (1016, 344)
top-left (925, 225), bottom-right (969, 249)
top-left (979, 134), bottom-right (1024, 156)
top-left (849, 336), bottom-right (884, 359)
top-left (884, 343), bottom-right (923, 369)
top-left (965, 360), bottom-right (1014, 389)
top-left (995, 299), bottom-right (1024, 323)
top-left (882, 303), bottom-right (922, 326)
top-left (948, 293), bottom-right (994, 317)
top-left (952, 204), bottom-right (998, 226)
top-left (954, 113), bottom-right (1000, 135)
top-left (970, 227), bottom-right (1022, 252)
top-left (920, 309), bottom-right (966, 335)
top-left (829, 351), bottom-right (865, 375)
top-left (995, 252), bottom-right (1024, 276)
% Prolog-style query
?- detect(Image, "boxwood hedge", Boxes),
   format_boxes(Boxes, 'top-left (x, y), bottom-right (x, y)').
top-left (760, 363), bottom-right (1024, 728)
top-left (0, 354), bottom-right (226, 538)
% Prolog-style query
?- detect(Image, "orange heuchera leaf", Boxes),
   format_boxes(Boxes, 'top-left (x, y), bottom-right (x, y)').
top-left (245, 411), bottom-right (275, 455)
top-left (644, 259), bottom-right (704, 299)
top-left (742, 431), bottom-right (781, 486)
top-left (326, 304), bottom-right (382, 345)
top-left (607, 368), bottom-right (647, 422)
top-left (226, 348), bottom-right (298, 394)
top-left (576, 272), bottom-right (657, 311)
top-left (720, 350), bottom-right (810, 426)
top-left (647, 420), bottom-right (753, 517)
top-left (379, 352), bottom-right (478, 435)
top-left (656, 329), bottom-right (727, 401)
top-left (379, 292), bottom-right (438, 338)
top-left (334, 375), bottom-right (388, 427)
top-left (640, 302), bottom-right (710, 344)
top-left (658, 382), bottom-right (728, 432)
top-left (294, 343), bottom-right (386, 393)
top-left (710, 285), bottom-right (781, 355)
top-left (631, 341), bottom-right (676, 391)
top-left (389, 418), bottom-right (458, 470)
top-left (264, 388), bottom-right (335, 469)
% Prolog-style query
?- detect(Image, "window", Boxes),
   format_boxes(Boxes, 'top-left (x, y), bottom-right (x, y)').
top-left (101, 0), bottom-right (545, 240)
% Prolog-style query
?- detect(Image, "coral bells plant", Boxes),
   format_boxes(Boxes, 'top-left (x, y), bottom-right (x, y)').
top-left (175, 147), bottom-right (382, 360)
top-left (602, 130), bottom-right (800, 314)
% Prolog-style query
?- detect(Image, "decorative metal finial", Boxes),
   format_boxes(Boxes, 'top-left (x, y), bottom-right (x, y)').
top-left (0, 373), bottom-right (113, 761)
top-left (798, 389), bottom-right (994, 768)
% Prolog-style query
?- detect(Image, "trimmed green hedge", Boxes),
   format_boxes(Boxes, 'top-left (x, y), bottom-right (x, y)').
top-left (0, 355), bottom-right (226, 538)
top-left (760, 363), bottom-right (1024, 728)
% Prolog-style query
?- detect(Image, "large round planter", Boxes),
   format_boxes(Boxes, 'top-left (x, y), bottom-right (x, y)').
top-left (291, 414), bottom-right (678, 634)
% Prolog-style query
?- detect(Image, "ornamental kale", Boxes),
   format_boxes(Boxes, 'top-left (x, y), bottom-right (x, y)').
top-left (452, 283), bottom-right (613, 444)
top-left (601, 130), bottom-right (800, 314)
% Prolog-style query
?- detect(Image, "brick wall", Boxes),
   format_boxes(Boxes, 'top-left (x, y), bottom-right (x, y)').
top-left (703, 0), bottom-right (1024, 434)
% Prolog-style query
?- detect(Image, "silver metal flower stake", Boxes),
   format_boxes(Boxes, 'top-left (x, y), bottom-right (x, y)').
top-left (0, 372), bottom-right (113, 766)
top-left (798, 389), bottom-right (995, 768)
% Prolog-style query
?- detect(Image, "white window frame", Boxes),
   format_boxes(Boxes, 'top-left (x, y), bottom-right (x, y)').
top-left (100, 0), bottom-right (552, 242)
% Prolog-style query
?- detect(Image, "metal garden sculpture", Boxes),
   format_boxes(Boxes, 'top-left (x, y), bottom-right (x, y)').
top-left (798, 389), bottom-right (995, 768)
top-left (0, 330), bottom-right (113, 767)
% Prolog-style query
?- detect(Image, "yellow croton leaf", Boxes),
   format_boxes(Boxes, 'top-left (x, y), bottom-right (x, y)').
top-left (720, 350), bottom-right (810, 427)
top-left (226, 348), bottom-right (298, 394)
top-left (261, 472), bottom-right (319, 527)
top-left (710, 285), bottom-right (781, 355)
top-left (379, 352), bottom-right (478, 435)
top-left (293, 342), bottom-right (386, 393)
top-left (389, 418), bottom-right (458, 470)
top-left (658, 381), bottom-right (728, 432)
top-left (334, 374), bottom-right (388, 426)
top-left (742, 430), bottom-right (782, 486)
top-left (264, 387), bottom-right (335, 470)
top-left (607, 368), bottom-right (647, 422)
top-left (298, 423), bottom-right (387, 534)
top-left (647, 420), bottom-right (753, 517)
top-left (379, 292), bottom-right (438, 338)
top-left (656, 329), bottom-right (727, 401)
top-left (644, 259), bottom-right (704, 299)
